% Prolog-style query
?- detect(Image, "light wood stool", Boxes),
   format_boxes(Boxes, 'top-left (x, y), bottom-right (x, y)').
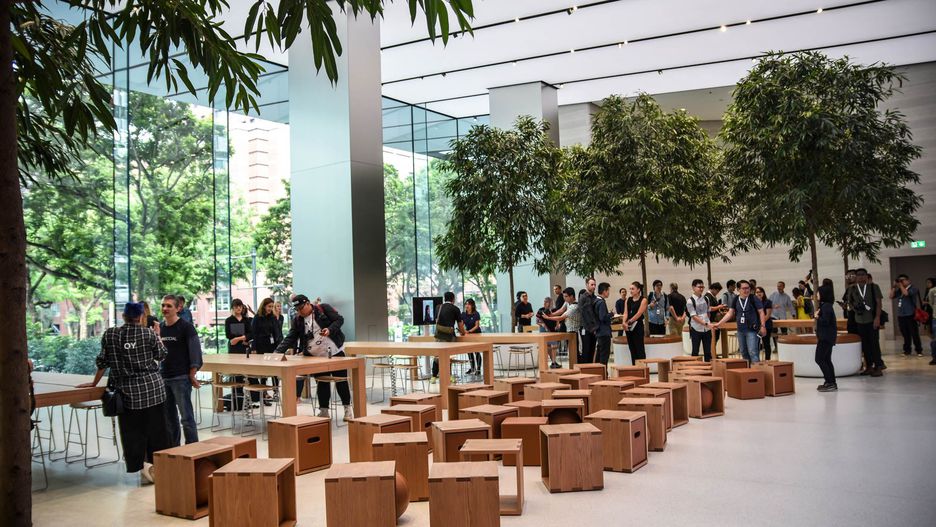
top-left (585, 410), bottom-right (648, 473)
top-left (613, 375), bottom-right (649, 386)
top-left (459, 404), bottom-right (519, 438)
top-left (539, 367), bottom-right (579, 384)
top-left (644, 381), bottom-right (689, 427)
top-left (552, 389), bottom-right (592, 415)
top-left (372, 432), bottom-right (429, 502)
top-left (390, 392), bottom-right (443, 421)
top-left (542, 399), bottom-right (585, 424)
top-left (447, 383), bottom-right (492, 418)
top-left (636, 358), bottom-right (671, 381)
top-left (590, 380), bottom-right (636, 413)
top-left (754, 360), bottom-right (795, 396)
top-left (684, 375), bottom-right (725, 418)
top-left (617, 397), bottom-right (667, 452)
top-left (524, 382), bottom-right (569, 401)
top-left (460, 439), bottom-right (524, 516)
top-left (429, 461), bottom-right (500, 527)
top-left (505, 399), bottom-right (542, 417)
top-left (501, 416), bottom-right (547, 466)
top-left (727, 368), bottom-right (766, 400)
top-left (624, 387), bottom-right (673, 431)
top-left (493, 377), bottom-right (536, 402)
top-left (209, 458), bottom-right (295, 527)
top-left (574, 362), bottom-right (608, 380)
top-left (558, 373), bottom-right (601, 390)
top-left (610, 365), bottom-right (650, 383)
top-left (154, 442), bottom-right (235, 520)
top-left (540, 423), bottom-right (604, 493)
top-left (201, 436), bottom-right (257, 459)
top-left (347, 414), bottom-right (412, 462)
top-left (325, 461), bottom-right (398, 527)
top-left (381, 404), bottom-right (436, 450)
top-left (430, 419), bottom-right (491, 462)
top-left (268, 415), bottom-right (332, 475)
top-left (458, 389), bottom-right (509, 410)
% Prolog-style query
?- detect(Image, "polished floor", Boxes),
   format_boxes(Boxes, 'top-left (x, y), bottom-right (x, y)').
top-left (32, 341), bottom-right (936, 527)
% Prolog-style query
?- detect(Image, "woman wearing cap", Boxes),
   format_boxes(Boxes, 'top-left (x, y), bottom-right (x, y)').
top-left (274, 294), bottom-right (353, 420)
top-left (77, 302), bottom-right (170, 484)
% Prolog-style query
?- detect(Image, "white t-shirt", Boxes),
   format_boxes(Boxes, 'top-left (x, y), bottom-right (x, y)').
top-left (304, 315), bottom-right (342, 357)
top-left (686, 294), bottom-right (711, 332)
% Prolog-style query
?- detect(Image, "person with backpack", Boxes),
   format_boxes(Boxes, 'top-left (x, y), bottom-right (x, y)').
top-left (846, 269), bottom-right (884, 376)
top-left (686, 279), bottom-right (714, 361)
top-left (578, 278), bottom-right (598, 363)
top-left (714, 280), bottom-right (767, 364)
top-left (647, 280), bottom-right (669, 336)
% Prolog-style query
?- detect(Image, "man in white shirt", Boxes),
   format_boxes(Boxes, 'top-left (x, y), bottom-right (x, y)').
top-left (686, 279), bottom-right (714, 361)
top-left (768, 281), bottom-right (794, 321)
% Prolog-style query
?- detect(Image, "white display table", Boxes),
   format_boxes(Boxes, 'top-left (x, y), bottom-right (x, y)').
top-left (777, 333), bottom-right (862, 377)
top-left (612, 335), bottom-right (684, 370)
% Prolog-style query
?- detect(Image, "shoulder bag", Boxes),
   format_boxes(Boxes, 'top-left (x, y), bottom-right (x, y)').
top-left (101, 328), bottom-right (127, 416)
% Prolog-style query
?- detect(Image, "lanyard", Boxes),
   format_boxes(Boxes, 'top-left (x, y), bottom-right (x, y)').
top-left (857, 284), bottom-right (867, 300)
top-left (738, 296), bottom-right (749, 313)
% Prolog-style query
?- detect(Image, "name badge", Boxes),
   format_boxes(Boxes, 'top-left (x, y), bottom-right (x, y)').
top-left (739, 316), bottom-right (746, 324)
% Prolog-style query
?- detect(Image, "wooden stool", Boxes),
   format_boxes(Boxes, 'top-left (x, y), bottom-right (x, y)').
top-left (493, 377), bottom-right (536, 402)
top-left (624, 387), bottom-right (673, 431)
top-left (675, 362), bottom-right (713, 371)
top-left (325, 461), bottom-right (397, 527)
top-left (202, 436), bottom-right (256, 459)
top-left (585, 410), bottom-right (648, 473)
top-left (617, 397), bottom-right (667, 452)
top-left (671, 369), bottom-right (713, 383)
top-left (713, 358), bottom-right (749, 390)
top-left (447, 383), bottom-right (492, 419)
top-left (636, 358), bottom-right (671, 381)
top-left (458, 389), bottom-right (509, 410)
top-left (575, 362), bottom-right (608, 380)
top-left (754, 360), bottom-right (795, 396)
top-left (348, 414), bottom-right (412, 462)
top-left (429, 461), bottom-right (500, 527)
top-left (539, 367), bottom-right (579, 384)
top-left (540, 423), bottom-right (604, 493)
top-left (644, 381), bottom-right (689, 428)
top-left (372, 432), bottom-right (429, 501)
top-left (553, 389), bottom-right (592, 415)
top-left (685, 375), bottom-right (725, 418)
top-left (459, 404), bottom-right (519, 438)
top-left (390, 392), bottom-right (443, 421)
top-left (613, 375), bottom-right (649, 386)
top-left (501, 416), bottom-right (547, 466)
top-left (209, 458), bottom-right (295, 527)
top-left (558, 373), bottom-right (601, 390)
top-left (268, 415), bottom-right (332, 475)
top-left (525, 382), bottom-right (570, 401)
top-left (431, 419), bottom-right (491, 462)
top-left (505, 399), bottom-right (542, 417)
top-left (460, 439), bottom-right (524, 516)
top-left (590, 380), bottom-right (636, 413)
top-left (382, 404), bottom-right (436, 450)
top-left (727, 368), bottom-right (766, 400)
top-left (671, 355), bottom-right (703, 365)
top-left (542, 399), bottom-right (585, 425)
top-left (610, 365), bottom-right (650, 383)
top-left (154, 442), bottom-right (236, 520)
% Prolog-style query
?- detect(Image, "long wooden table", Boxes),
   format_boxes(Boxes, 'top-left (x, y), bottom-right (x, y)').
top-left (201, 354), bottom-right (367, 418)
top-left (343, 341), bottom-right (494, 410)
top-left (409, 332), bottom-right (579, 371)
top-left (31, 372), bottom-right (105, 408)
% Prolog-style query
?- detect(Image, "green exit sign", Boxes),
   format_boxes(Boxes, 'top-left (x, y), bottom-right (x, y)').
top-left (910, 240), bottom-right (926, 248)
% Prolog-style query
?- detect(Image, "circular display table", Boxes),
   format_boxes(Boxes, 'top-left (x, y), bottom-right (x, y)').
top-left (612, 334), bottom-right (683, 370)
top-left (776, 333), bottom-right (862, 377)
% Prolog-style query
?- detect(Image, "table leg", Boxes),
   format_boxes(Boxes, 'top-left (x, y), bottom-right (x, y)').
top-left (483, 345), bottom-right (495, 386)
top-left (568, 333), bottom-right (579, 368)
top-left (351, 360), bottom-right (367, 417)
top-left (280, 371), bottom-right (297, 417)
top-left (720, 328), bottom-right (729, 358)
top-left (212, 372), bottom-right (223, 412)
top-left (439, 353), bottom-right (451, 410)
top-left (538, 336), bottom-right (549, 373)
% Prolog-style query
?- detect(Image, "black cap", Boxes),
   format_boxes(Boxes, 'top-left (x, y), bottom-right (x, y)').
top-left (291, 294), bottom-right (310, 309)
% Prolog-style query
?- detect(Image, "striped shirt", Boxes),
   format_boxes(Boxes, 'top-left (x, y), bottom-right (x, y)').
top-left (96, 324), bottom-right (167, 410)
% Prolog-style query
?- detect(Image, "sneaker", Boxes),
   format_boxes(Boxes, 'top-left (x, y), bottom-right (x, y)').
top-left (430, 376), bottom-right (438, 385)
top-left (917, 352), bottom-right (924, 357)
top-left (141, 462), bottom-right (156, 485)
top-left (818, 383), bottom-right (838, 392)
top-left (343, 406), bottom-right (354, 422)
top-left (903, 352), bottom-right (911, 357)
top-left (870, 368), bottom-right (883, 377)
top-left (859, 368), bottom-right (871, 376)
top-left (817, 383), bottom-right (829, 391)
top-left (317, 408), bottom-right (330, 418)
top-left (929, 360), bottom-right (936, 365)
top-left (880, 363), bottom-right (887, 370)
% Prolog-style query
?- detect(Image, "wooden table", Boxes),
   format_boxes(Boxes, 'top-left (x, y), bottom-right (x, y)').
top-left (344, 341), bottom-right (493, 410)
top-left (713, 319), bottom-right (847, 358)
top-left (410, 332), bottom-right (579, 371)
top-left (201, 354), bottom-right (367, 418)
top-left (31, 372), bottom-right (105, 408)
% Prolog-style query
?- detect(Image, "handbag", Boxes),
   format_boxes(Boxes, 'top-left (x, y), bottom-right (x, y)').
top-left (914, 307), bottom-right (929, 324)
top-left (434, 323), bottom-right (455, 342)
top-left (101, 385), bottom-right (124, 417)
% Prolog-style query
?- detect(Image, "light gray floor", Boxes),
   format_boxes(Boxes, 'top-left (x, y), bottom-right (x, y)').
top-left (31, 341), bottom-right (936, 527)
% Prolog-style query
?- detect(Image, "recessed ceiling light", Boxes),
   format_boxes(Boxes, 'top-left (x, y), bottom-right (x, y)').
top-left (559, 84), bottom-right (565, 88)
top-left (511, 61), bottom-right (517, 66)
top-left (514, 17), bottom-right (520, 23)
top-left (745, 20), bottom-right (751, 25)
top-left (817, 8), bottom-right (823, 14)
top-left (570, 49), bottom-right (575, 54)
top-left (719, 25), bottom-right (727, 32)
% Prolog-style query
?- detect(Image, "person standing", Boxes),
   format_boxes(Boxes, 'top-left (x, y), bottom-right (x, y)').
top-left (705, 283), bottom-right (724, 347)
top-left (431, 291), bottom-right (462, 382)
top-left (536, 297), bottom-right (557, 333)
top-left (77, 303), bottom-right (170, 484)
top-left (275, 294), bottom-right (353, 420)
top-left (927, 278), bottom-right (936, 364)
top-left (793, 288), bottom-right (809, 321)
top-left (754, 286), bottom-right (774, 360)
top-left (890, 274), bottom-right (923, 357)
top-left (647, 280), bottom-right (669, 336)
top-left (142, 302), bottom-right (159, 331)
top-left (552, 284), bottom-right (566, 332)
top-left (273, 301), bottom-right (286, 333)
top-left (614, 287), bottom-right (627, 337)
top-left (815, 284), bottom-right (839, 391)
top-left (686, 279), bottom-right (713, 361)
top-left (159, 295), bottom-right (202, 446)
top-left (841, 270), bottom-right (858, 334)
top-left (514, 291), bottom-right (534, 332)
top-left (594, 283), bottom-right (613, 365)
top-left (846, 269), bottom-right (884, 376)
top-left (578, 278), bottom-right (598, 363)
top-left (667, 283), bottom-right (687, 336)
top-left (225, 299), bottom-right (252, 354)
top-left (769, 282), bottom-right (794, 322)
top-left (721, 280), bottom-right (738, 310)
top-left (177, 295), bottom-right (194, 324)
top-left (623, 282), bottom-right (648, 365)
top-left (543, 288), bottom-right (580, 369)
top-left (714, 280), bottom-right (767, 364)
top-left (252, 297), bottom-right (283, 355)
top-left (461, 299), bottom-right (483, 375)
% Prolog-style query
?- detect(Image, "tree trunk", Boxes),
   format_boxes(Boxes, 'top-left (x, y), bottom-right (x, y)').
top-left (0, 1), bottom-right (33, 522)
top-left (809, 231), bottom-right (820, 296)
top-left (640, 252), bottom-right (649, 333)
top-left (78, 299), bottom-right (92, 340)
top-left (706, 258), bottom-right (712, 285)
top-left (843, 252), bottom-right (849, 279)
top-left (508, 267), bottom-right (515, 333)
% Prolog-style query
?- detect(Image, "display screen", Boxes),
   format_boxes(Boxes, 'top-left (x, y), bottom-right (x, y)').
top-left (412, 296), bottom-right (443, 325)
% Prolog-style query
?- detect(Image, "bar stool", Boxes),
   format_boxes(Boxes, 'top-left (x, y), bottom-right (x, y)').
top-left (369, 357), bottom-right (394, 402)
top-left (194, 374), bottom-right (213, 429)
top-left (31, 418), bottom-right (48, 492)
top-left (60, 401), bottom-right (121, 468)
top-left (507, 345), bottom-right (536, 377)
top-left (211, 378), bottom-right (245, 432)
top-left (451, 355), bottom-right (470, 382)
top-left (241, 383), bottom-right (281, 439)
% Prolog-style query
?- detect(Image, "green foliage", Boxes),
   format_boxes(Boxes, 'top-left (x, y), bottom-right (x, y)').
top-left (254, 182), bottom-right (293, 294)
top-left (62, 340), bottom-right (102, 375)
top-left (721, 51), bottom-right (922, 283)
top-left (26, 320), bottom-right (100, 375)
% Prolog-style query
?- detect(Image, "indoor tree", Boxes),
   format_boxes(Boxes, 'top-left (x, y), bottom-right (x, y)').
top-left (720, 51), bottom-right (922, 286)
top-left (254, 182), bottom-right (294, 294)
top-left (1, 1), bottom-right (473, 522)
top-left (434, 116), bottom-right (562, 331)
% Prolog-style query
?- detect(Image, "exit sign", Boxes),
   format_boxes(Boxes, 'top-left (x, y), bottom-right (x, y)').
top-left (910, 240), bottom-right (926, 248)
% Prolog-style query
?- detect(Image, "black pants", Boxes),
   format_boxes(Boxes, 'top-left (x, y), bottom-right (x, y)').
top-left (815, 340), bottom-right (836, 385)
top-left (596, 335), bottom-right (611, 365)
top-left (311, 351), bottom-right (351, 408)
top-left (856, 322), bottom-right (883, 369)
top-left (580, 330), bottom-right (597, 363)
top-left (763, 327), bottom-right (773, 361)
top-left (625, 324), bottom-right (646, 364)
top-left (897, 315), bottom-right (923, 353)
top-left (648, 322), bottom-right (666, 336)
top-left (690, 327), bottom-right (712, 362)
top-left (118, 401), bottom-right (171, 473)
top-left (468, 352), bottom-right (482, 371)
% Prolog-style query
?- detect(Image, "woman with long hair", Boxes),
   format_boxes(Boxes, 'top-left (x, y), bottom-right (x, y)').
top-left (815, 283), bottom-right (839, 391)
top-left (624, 282), bottom-right (648, 364)
top-left (755, 286), bottom-right (774, 360)
top-left (460, 298), bottom-right (483, 375)
top-left (251, 297), bottom-right (282, 354)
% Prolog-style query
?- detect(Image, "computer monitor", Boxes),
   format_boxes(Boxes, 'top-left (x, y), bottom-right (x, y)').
top-left (412, 296), bottom-right (443, 326)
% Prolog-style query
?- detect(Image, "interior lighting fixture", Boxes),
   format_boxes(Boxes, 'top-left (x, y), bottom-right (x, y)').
top-left (719, 25), bottom-right (727, 32)
top-left (558, 83), bottom-right (565, 88)
top-left (512, 61), bottom-right (517, 66)
top-left (570, 48), bottom-right (576, 53)
top-left (817, 8), bottom-right (823, 13)
top-left (515, 17), bottom-right (520, 23)
top-left (746, 20), bottom-right (751, 25)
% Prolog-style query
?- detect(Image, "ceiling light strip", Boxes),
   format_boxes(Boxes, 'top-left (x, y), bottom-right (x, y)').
top-left (382, 0), bottom-right (883, 85)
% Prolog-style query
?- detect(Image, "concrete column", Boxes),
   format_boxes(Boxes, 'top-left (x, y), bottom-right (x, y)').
top-left (488, 82), bottom-right (565, 330)
top-left (288, 8), bottom-right (387, 341)
top-left (558, 102), bottom-right (600, 147)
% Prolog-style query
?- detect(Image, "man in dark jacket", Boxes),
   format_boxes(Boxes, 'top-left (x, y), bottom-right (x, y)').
top-left (578, 277), bottom-right (598, 363)
top-left (275, 294), bottom-right (352, 420)
top-left (594, 282), bottom-right (613, 366)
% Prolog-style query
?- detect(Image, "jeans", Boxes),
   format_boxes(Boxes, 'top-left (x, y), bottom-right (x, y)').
top-left (815, 339), bottom-right (836, 385)
top-left (897, 315), bottom-right (922, 353)
top-left (164, 375), bottom-right (198, 446)
top-left (856, 322), bottom-right (883, 369)
top-left (737, 330), bottom-right (761, 364)
top-left (117, 402), bottom-right (171, 473)
top-left (690, 327), bottom-right (712, 362)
